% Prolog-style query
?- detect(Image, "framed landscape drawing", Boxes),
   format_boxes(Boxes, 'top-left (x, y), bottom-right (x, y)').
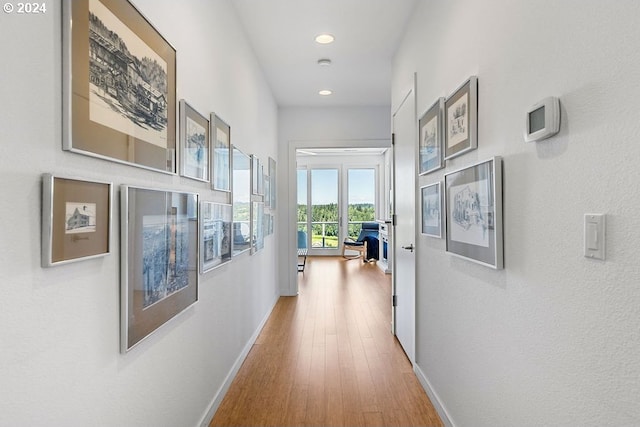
top-left (232, 147), bottom-right (251, 256)
top-left (200, 201), bottom-right (232, 273)
top-left (179, 100), bottom-right (209, 182)
top-left (444, 76), bottom-right (478, 160)
top-left (418, 98), bottom-right (445, 175)
top-left (211, 114), bottom-right (231, 192)
top-left (444, 157), bottom-right (503, 269)
top-left (63, 0), bottom-right (177, 173)
top-left (42, 174), bottom-right (112, 267)
top-left (120, 185), bottom-right (198, 352)
top-left (421, 182), bottom-right (442, 238)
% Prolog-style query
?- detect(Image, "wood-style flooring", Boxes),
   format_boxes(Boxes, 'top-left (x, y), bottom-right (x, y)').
top-left (210, 256), bottom-right (443, 427)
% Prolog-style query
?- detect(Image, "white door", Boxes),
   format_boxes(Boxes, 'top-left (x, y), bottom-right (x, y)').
top-left (392, 82), bottom-right (416, 363)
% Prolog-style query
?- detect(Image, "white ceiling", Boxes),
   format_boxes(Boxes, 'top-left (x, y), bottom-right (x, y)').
top-left (232, 0), bottom-right (418, 107)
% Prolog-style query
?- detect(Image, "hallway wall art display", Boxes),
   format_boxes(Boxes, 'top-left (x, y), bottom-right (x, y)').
top-left (418, 97), bottom-right (445, 175)
top-left (42, 174), bottom-right (113, 267)
top-left (200, 201), bottom-right (232, 274)
top-left (444, 157), bottom-right (503, 269)
top-left (444, 76), bottom-right (478, 160)
top-left (211, 113), bottom-right (232, 192)
top-left (120, 185), bottom-right (199, 352)
top-left (63, 0), bottom-right (177, 173)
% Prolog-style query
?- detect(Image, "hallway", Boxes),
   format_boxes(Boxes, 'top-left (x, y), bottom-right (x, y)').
top-left (211, 256), bottom-right (442, 426)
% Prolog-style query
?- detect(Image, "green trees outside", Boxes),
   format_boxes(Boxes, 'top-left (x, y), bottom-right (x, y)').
top-left (297, 203), bottom-right (375, 246)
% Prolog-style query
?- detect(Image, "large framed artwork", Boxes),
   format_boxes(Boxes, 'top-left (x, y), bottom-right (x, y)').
top-left (42, 174), bottom-right (112, 267)
top-left (444, 76), bottom-right (478, 160)
top-left (200, 202), bottom-right (232, 273)
top-left (444, 157), bottom-right (503, 269)
top-left (232, 147), bottom-right (251, 256)
top-left (179, 100), bottom-right (209, 182)
top-left (211, 114), bottom-right (231, 192)
top-left (63, 0), bottom-right (177, 173)
top-left (421, 182), bottom-right (442, 238)
top-left (418, 98), bottom-right (445, 175)
top-left (121, 185), bottom-right (198, 352)
top-left (268, 157), bottom-right (276, 209)
top-left (251, 201), bottom-right (265, 254)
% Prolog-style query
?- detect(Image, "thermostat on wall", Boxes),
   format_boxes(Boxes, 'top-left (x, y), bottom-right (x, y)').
top-left (524, 96), bottom-right (560, 142)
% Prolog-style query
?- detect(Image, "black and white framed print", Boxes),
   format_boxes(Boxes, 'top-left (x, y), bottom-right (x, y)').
top-left (211, 114), bottom-right (231, 192)
top-left (418, 98), bottom-right (445, 175)
top-left (179, 100), bottom-right (209, 182)
top-left (63, 0), bottom-right (177, 173)
top-left (444, 157), bottom-right (503, 269)
top-left (42, 174), bottom-right (112, 267)
top-left (444, 76), bottom-right (478, 160)
top-left (200, 201), bottom-right (232, 273)
top-left (120, 185), bottom-right (198, 352)
top-left (421, 182), bottom-right (442, 238)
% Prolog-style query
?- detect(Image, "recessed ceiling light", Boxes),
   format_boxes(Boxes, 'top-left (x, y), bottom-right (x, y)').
top-left (317, 58), bottom-right (332, 66)
top-left (318, 90), bottom-right (333, 96)
top-left (315, 34), bottom-right (335, 44)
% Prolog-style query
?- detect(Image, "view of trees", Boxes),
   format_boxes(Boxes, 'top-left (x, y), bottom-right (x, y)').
top-left (298, 203), bottom-right (375, 246)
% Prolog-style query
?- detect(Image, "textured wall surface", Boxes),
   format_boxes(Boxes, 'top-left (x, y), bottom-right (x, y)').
top-left (392, 1), bottom-right (640, 426)
top-left (0, 1), bottom-right (278, 425)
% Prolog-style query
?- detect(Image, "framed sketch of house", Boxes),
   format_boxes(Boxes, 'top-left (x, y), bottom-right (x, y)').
top-left (444, 76), bottom-right (478, 160)
top-left (420, 182), bottom-right (442, 238)
top-left (120, 185), bottom-right (198, 352)
top-left (418, 98), bottom-right (445, 175)
top-left (42, 174), bottom-right (112, 267)
top-left (63, 0), bottom-right (177, 173)
top-left (444, 157), bottom-right (503, 269)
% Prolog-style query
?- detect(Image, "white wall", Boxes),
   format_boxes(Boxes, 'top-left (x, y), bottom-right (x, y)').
top-left (0, 1), bottom-right (278, 426)
top-left (277, 107), bottom-right (391, 295)
top-left (392, 1), bottom-right (640, 426)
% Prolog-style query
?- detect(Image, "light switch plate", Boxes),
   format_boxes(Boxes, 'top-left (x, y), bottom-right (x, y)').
top-left (584, 214), bottom-right (605, 260)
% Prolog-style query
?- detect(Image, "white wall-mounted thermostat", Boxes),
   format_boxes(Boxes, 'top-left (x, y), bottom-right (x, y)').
top-left (524, 96), bottom-right (560, 142)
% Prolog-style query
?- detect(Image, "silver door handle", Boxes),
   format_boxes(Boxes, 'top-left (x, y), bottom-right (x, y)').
top-left (401, 244), bottom-right (414, 253)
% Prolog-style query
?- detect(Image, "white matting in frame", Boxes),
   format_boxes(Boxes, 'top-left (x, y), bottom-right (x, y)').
top-left (444, 157), bottom-right (503, 269)
top-left (421, 182), bottom-right (443, 238)
top-left (200, 201), bottom-right (232, 273)
top-left (444, 76), bottom-right (478, 160)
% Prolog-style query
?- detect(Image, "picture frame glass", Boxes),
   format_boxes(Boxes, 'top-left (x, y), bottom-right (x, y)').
top-left (445, 158), bottom-right (502, 268)
top-left (421, 182), bottom-right (441, 238)
top-left (252, 201), bottom-right (264, 253)
top-left (65, 0), bottom-right (177, 173)
top-left (419, 99), bottom-right (444, 175)
top-left (444, 77), bottom-right (477, 160)
top-left (232, 147), bottom-right (251, 255)
top-left (200, 202), bottom-right (232, 273)
top-left (180, 100), bottom-right (209, 181)
top-left (122, 186), bottom-right (198, 352)
top-left (212, 115), bottom-right (231, 192)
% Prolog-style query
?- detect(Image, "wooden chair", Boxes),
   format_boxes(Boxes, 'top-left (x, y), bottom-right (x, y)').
top-left (342, 222), bottom-right (379, 261)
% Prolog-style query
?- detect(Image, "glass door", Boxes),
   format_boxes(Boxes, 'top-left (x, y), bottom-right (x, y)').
top-left (346, 168), bottom-right (377, 240)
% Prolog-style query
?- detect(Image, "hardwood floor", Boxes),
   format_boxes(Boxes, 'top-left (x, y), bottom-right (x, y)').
top-left (210, 256), bottom-right (443, 427)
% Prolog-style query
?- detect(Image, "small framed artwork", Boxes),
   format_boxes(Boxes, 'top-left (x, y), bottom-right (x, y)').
top-left (418, 98), bottom-right (445, 175)
top-left (444, 157), bottom-right (503, 269)
top-left (121, 185), bottom-right (198, 352)
top-left (63, 0), bottom-right (177, 173)
top-left (211, 113), bottom-right (231, 192)
top-left (42, 174), bottom-right (112, 267)
top-left (200, 202), bottom-right (232, 273)
top-left (232, 147), bottom-right (251, 256)
top-left (264, 175), bottom-right (271, 208)
top-left (251, 201), bottom-right (264, 254)
top-left (421, 182), bottom-right (442, 238)
top-left (268, 157), bottom-right (276, 209)
top-left (179, 100), bottom-right (209, 182)
top-left (251, 155), bottom-right (260, 195)
top-left (444, 76), bottom-right (478, 160)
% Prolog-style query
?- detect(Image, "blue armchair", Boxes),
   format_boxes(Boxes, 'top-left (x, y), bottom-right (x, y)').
top-left (342, 222), bottom-right (379, 261)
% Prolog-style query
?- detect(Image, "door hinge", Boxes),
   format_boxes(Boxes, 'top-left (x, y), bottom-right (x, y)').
top-left (391, 133), bottom-right (396, 146)
top-left (392, 214), bottom-right (397, 226)
top-left (392, 295), bottom-right (397, 307)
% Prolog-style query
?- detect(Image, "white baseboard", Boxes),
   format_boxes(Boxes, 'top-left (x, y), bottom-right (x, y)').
top-left (198, 294), bottom-right (280, 427)
top-left (414, 364), bottom-right (456, 427)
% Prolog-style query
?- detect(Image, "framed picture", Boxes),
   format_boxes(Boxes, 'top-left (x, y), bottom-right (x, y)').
top-left (421, 182), bottom-right (442, 238)
top-left (63, 0), bottom-right (177, 173)
top-left (200, 202), bottom-right (232, 273)
top-left (444, 157), bottom-right (503, 269)
top-left (251, 155), bottom-right (260, 195)
top-left (42, 174), bottom-right (112, 267)
top-left (444, 76), bottom-right (478, 160)
top-left (251, 201), bottom-right (265, 254)
top-left (418, 98), bottom-right (445, 175)
top-left (179, 100), bottom-right (209, 182)
top-left (264, 175), bottom-right (271, 208)
top-left (232, 147), bottom-right (251, 256)
top-left (268, 157), bottom-right (276, 209)
top-left (211, 113), bottom-right (231, 192)
top-left (120, 185), bottom-right (198, 352)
